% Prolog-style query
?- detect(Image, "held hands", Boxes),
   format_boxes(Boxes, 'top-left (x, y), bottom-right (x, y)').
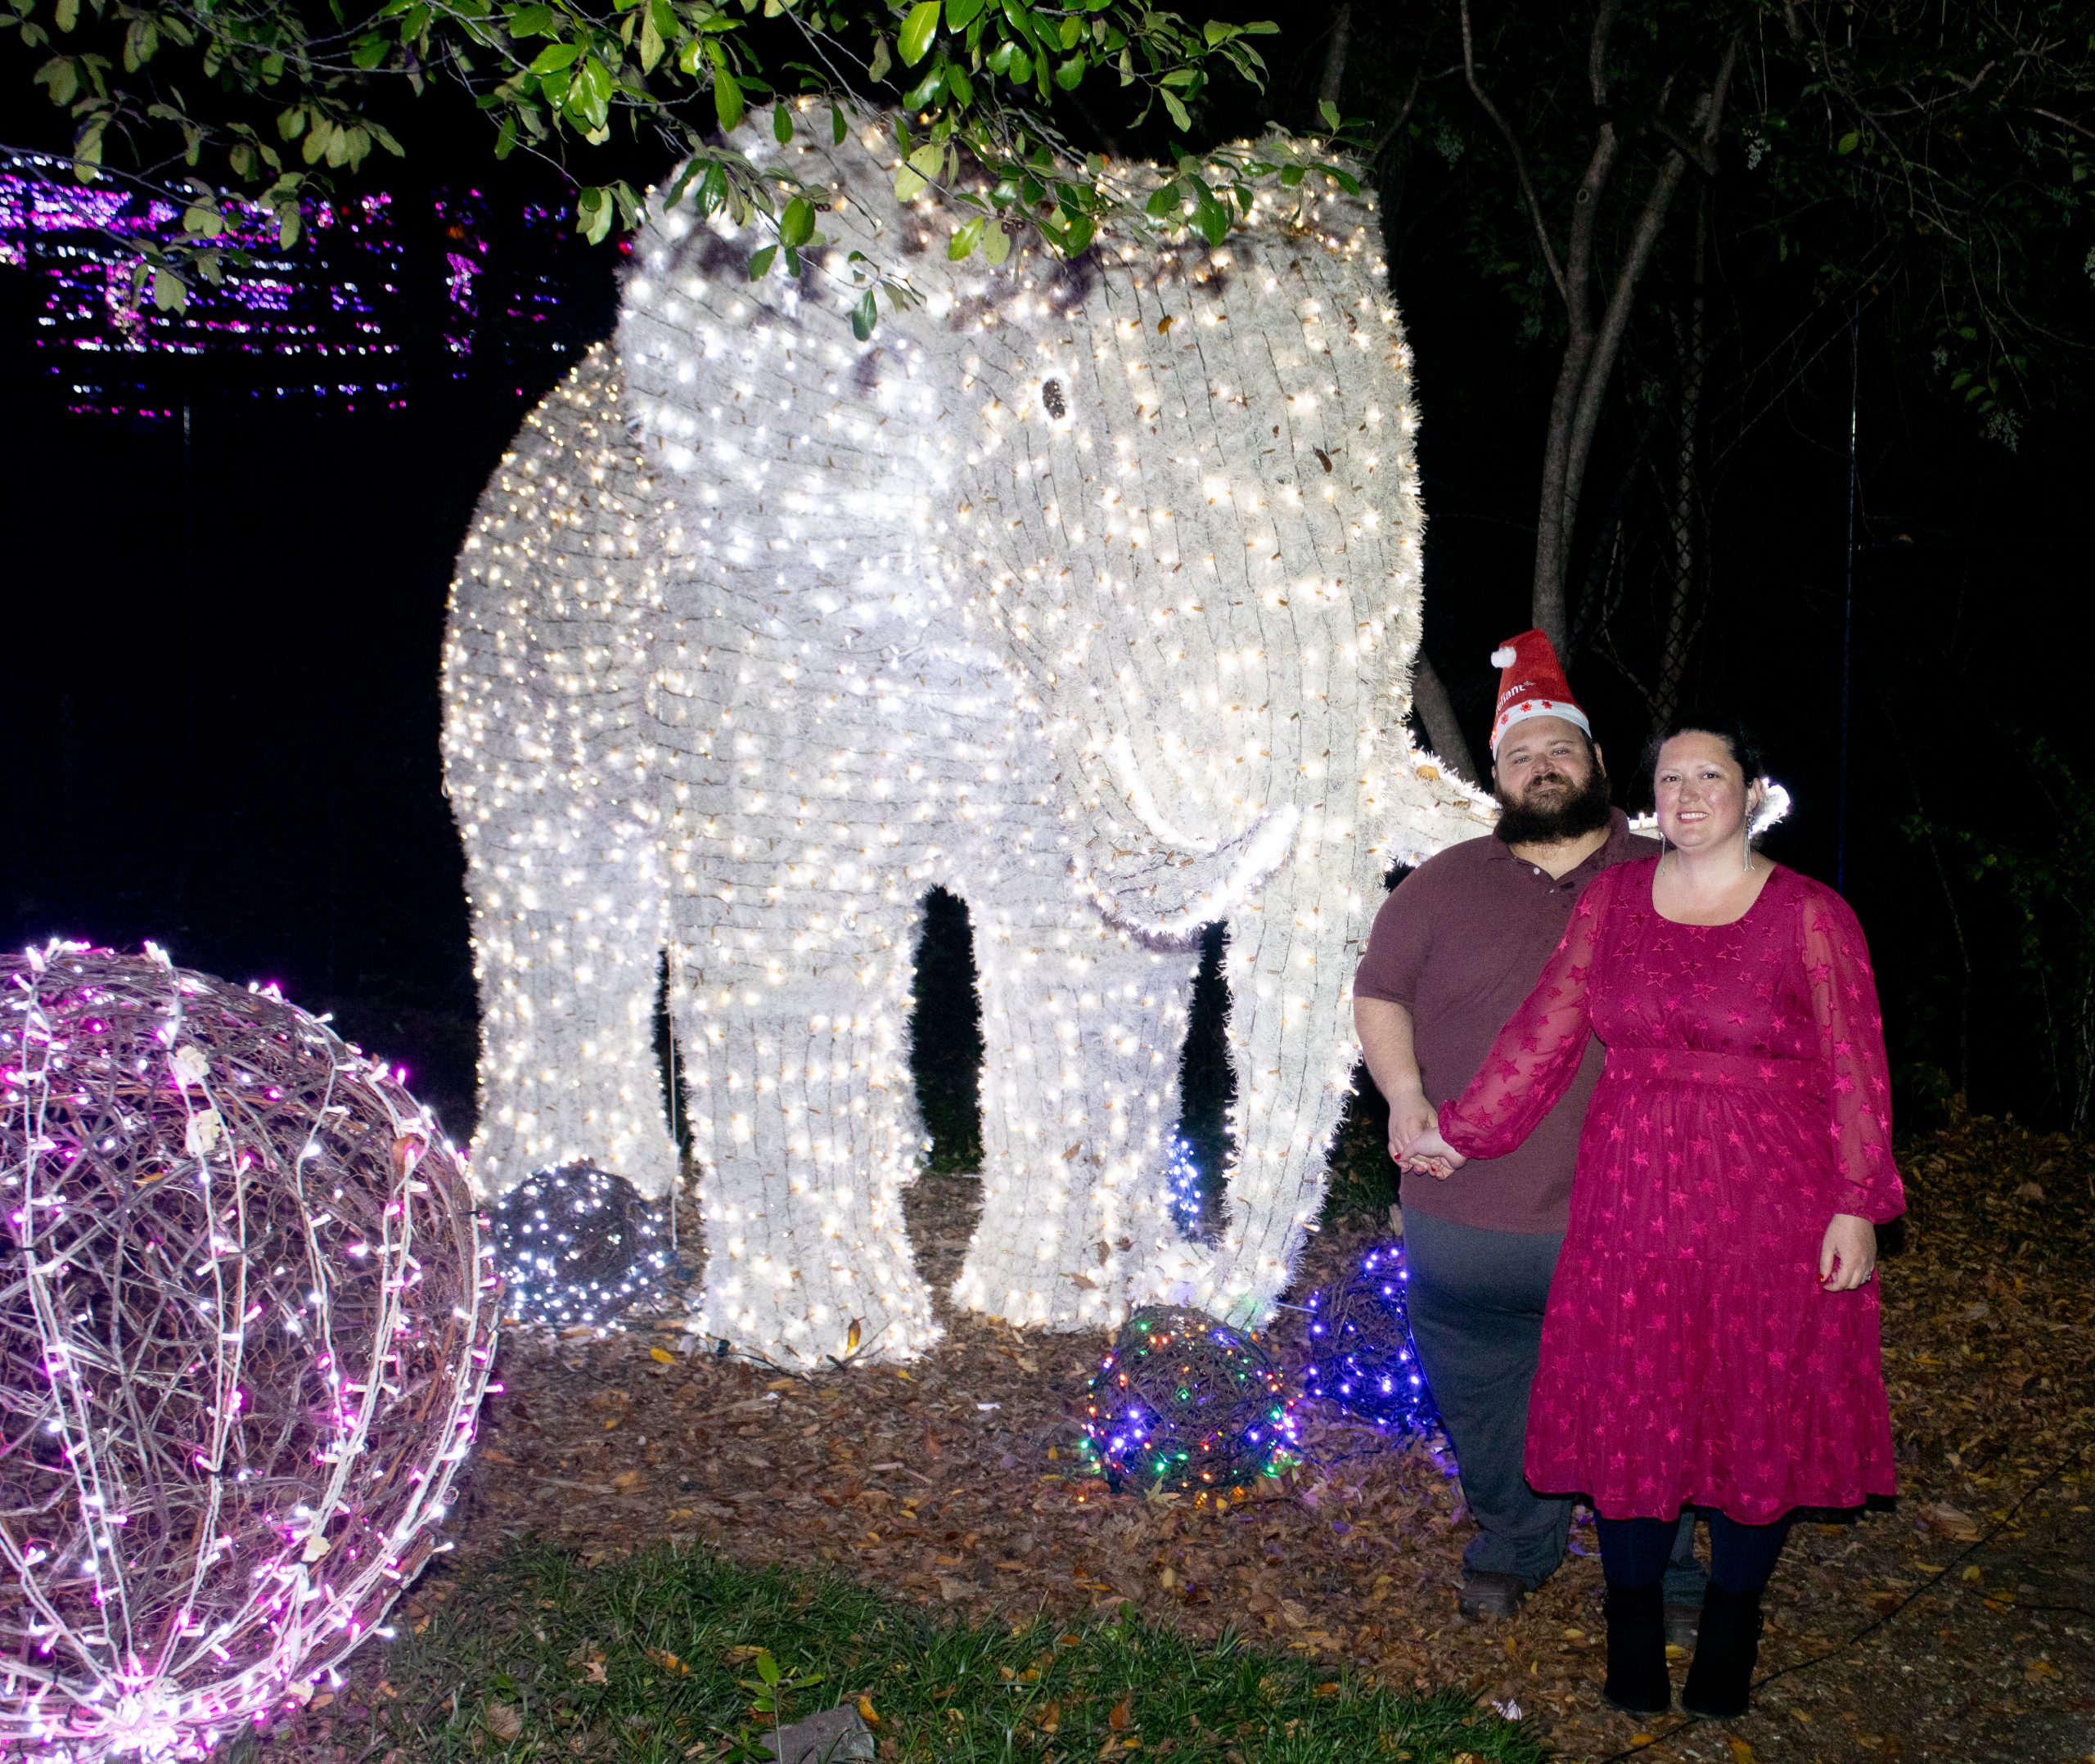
top-left (1387, 1091), bottom-right (1466, 1181)
top-left (1819, 1213), bottom-right (1878, 1291)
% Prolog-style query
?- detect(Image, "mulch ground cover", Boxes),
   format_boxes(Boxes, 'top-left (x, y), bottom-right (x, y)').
top-left (254, 1114), bottom-right (2094, 1764)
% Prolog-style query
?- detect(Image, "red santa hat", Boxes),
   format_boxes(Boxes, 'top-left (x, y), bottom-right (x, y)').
top-left (1489, 629), bottom-right (1592, 755)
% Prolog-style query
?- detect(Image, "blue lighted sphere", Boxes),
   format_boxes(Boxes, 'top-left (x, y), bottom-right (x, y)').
top-left (1080, 1304), bottom-right (1299, 1496)
top-left (1303, 1243), bottom-right (1439, 1434)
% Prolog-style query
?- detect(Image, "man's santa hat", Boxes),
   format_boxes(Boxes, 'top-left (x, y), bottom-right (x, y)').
top-left (1489, 628), bottom-right (1592, 755)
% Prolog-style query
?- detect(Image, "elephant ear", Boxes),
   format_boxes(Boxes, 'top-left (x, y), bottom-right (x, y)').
top-left (1067, 804), bottom-right (1300, 950)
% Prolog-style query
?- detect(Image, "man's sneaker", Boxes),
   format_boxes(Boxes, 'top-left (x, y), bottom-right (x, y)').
top-left (1456, 1569), bottom-right (1528, 1622)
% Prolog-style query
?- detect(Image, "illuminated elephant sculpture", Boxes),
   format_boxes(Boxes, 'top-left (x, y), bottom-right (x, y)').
top-left (442, 106), bottom-right (1492, 1366)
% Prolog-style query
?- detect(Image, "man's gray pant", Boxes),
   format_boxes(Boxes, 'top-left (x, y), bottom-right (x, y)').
top-left (1404, 1209), bottom-right (1705, 1599)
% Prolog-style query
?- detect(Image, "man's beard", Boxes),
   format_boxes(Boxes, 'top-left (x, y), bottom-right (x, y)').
top-left (1493, 765), bottom-right (1615, 845)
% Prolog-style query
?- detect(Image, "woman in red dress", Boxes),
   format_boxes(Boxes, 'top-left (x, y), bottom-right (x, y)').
top-left (1401, 715), bottom-right (1904, 1718)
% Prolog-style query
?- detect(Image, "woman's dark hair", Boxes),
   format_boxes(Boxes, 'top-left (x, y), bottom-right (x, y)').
top-left (1639, 712), bottom-right (1768, 785)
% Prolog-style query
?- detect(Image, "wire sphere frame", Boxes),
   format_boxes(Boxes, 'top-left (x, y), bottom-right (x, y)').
top-left (0, 943), bottom-right (498, 1760)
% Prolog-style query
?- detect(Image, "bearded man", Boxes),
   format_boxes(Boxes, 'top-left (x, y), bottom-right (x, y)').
top-left (1354, 631), bottom-right (1703, 1628)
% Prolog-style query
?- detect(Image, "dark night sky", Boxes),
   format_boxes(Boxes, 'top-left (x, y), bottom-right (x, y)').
top-left (2, 61), bottom-right (2087, 1154)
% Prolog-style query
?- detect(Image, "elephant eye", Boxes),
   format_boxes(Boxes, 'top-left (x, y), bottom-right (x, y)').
top-left (1041, 378), bottom-right (1066, 420)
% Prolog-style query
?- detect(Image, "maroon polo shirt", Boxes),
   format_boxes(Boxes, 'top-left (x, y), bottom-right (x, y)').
top-left (1354, 808), bottom-right (1657, 1236)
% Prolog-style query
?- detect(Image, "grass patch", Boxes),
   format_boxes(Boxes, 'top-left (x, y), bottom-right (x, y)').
top-left (336, 1541), bottom-right (1543, 1763)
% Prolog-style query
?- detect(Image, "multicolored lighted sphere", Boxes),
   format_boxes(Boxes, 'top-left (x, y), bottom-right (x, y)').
top-left (1303, 1242), bottom-right (1439, 1434)
top-left (1080, 1304), bottom-right (1299, 1496)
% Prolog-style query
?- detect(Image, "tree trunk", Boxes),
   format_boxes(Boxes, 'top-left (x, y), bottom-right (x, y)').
top-left (1318, 3), bottom-right (1354, 110)
top-left (1652, 183), bottom-right (1711, 730)
top-left (1410, 652), bottom-right (1479, 785)
top-left (1504, 20), bottom-right (1739, 649)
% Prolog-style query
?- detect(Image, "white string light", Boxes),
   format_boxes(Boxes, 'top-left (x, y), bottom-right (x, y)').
top-left (442, 104), bottom-right (1494, 1367)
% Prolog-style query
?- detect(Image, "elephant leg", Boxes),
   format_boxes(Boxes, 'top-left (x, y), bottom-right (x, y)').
top-left (674, 907), bottom-right (939, 1368)
top-left (953, 904), bottom-right (1201, 1330)
top-left (1200, 853), bottom-right (1368, 1324)
top-left (460, 820), bottom-right (681, 1200)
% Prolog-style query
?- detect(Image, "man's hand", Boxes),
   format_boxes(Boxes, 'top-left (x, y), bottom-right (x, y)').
top-left (1818, 1213), bottom-right (1878, 1291)
top-left (1398, 1122), bottom-right (1466, 1181)
top-left (1385, 1087), bottom-right (1437, 1167)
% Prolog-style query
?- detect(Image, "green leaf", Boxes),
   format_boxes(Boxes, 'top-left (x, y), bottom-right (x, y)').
top-left (579, 184), bottom-right (615, 243)
top-left (53, 0), bottom-right (76, 33)
top-left (1277, 163), bottom-right (1303, 187)
top-left (714, 65), bottom-right (744, 129)
top-left (1160, 87), bottom-right (1191, 132)
top-left (748, 242), bottom-right (777, 277)
top-left (851, 285), bottom-right (878, 340)
top-left (638, 7), bottom-right (663, 70)
top-left (277, 200), bottom-right (301, 249)
top-left (1837, 130), bottom-right (1859, 155)
top-left (780, 195), bottom-right (815, 245)
top-left (893, 140), bottom-right (941, 200)
top-left (1317, 97), bottom-right (1339, 130)
top-left (948, 215), bottom-right (983, 259)
top-left (899, 0), bottom-right (939, 66)
top-left (529, 41), bottom-right (579, 72)
top-left (831, 101), bottom-right (847, 143)
top-left (867, 31), bottom-right (890, 81)
top-left (151, 267), bottom-right (184, 311)
top-left (1202, 19), bottom-right (1235, 45)
top-left (981, 217), bottom-right (1010, 263)
top-left (774, 101), bottom-right (793, 142)
top-left (34, 55), bottom-right (79, 106)
top-left (509, 3), bottom-right (554, 34)
top-left (351, 31), bottom-right (388, 67)
top-left (1060, 210), bottom-right (1094, 254)
top-left (1053, 55), bottom-right (1081, 89)
top-left (945, 0), bottom-right (984, 26)
top-left (901, 64), bottom-right (944, 109)
top-left (755, 1654), bottom-right (782, 1687)
top-left (1192, 186), bottom-right (1228, 245)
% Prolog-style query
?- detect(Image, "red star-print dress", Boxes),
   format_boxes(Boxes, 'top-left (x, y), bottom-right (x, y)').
top-left (1439, 857), bottom-right (1904, 1523)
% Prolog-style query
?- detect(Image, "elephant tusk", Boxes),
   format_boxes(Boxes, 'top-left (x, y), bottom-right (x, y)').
top-left (1071, 803), bottom-right (1300, 949)
top-left (1102, 732), bottom-right (1214, 854)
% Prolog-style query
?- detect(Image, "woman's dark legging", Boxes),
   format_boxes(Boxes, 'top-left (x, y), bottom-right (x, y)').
top-left (1597, 1511), bottom-right (1791, 1595)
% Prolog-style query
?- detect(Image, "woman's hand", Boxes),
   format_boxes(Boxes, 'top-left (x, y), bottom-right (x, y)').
top-left (1399, 1123), bottom-right (1466, 1181)
top-left (1819, 1213), bottom-right (1878, 1291)
top-left (1385, 1087), bottom-right (1438, 1167)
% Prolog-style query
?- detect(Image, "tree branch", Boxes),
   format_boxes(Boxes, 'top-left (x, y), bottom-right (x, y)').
top-left (2032, 106), bottom-right (2095, 142)
top-left (1460, 0), bottom-right (1568, 304)
top-left (1560, 33), bottom-right (1740, 575)
top-left (1368, 65), bottom-right (1424, 164)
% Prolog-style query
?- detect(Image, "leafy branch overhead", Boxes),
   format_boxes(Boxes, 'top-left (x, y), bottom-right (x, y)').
top-left (2, 0), bottom-right (1372, 322)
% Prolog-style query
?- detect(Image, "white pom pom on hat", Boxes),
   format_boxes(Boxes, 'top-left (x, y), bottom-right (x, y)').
top-left (1490, 646), bottom-right (1518, 668)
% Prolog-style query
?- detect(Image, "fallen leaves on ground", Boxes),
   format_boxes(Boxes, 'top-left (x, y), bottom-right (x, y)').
top-left (251, 1114), bottom-right (2091, 1764)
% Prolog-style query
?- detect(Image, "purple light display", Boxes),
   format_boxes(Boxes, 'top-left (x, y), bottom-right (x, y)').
top-left (1, 153), bottom-right (592, 418)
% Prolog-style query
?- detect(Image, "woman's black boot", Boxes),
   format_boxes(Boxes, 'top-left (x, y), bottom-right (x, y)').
top-left (1602, 1582), bottom-right (1672, 1713)
top-left (1681, 1583), bottom-right (1764, 1718)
